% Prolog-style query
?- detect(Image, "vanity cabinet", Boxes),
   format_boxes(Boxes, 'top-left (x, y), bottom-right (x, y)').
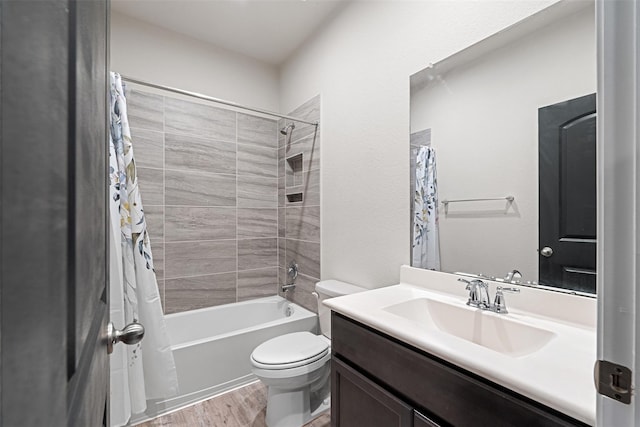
top-left (331, 312), bottom-right (589, 427)
top-left (414, 412), bottom-right (440, 427)
top-left (332, 358), bottom-right (413, 427)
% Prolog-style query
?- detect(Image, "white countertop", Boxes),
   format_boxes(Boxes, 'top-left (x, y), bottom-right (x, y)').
top-left (323, 266), bottom-right (597, 425)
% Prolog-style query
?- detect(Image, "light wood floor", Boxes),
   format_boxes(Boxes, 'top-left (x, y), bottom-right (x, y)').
top-left (137, 381), bottom-right (331, 427)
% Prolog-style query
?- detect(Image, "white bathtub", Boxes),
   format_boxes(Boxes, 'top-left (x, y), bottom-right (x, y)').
top-left (132, 296), bottom-right (317, 424)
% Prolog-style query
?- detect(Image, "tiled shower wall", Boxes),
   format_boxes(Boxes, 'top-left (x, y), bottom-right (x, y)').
top-left (127, 86), bottom-right (281, 314)
top-left (277, 96), bottom-right (322, 313)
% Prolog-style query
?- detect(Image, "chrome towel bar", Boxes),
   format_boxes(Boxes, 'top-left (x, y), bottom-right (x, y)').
top-left (441, 196), bottom-right (514, 206)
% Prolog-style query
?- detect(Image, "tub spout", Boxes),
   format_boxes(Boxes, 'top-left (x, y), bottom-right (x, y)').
top-left (282, 283), bottom-right (296, 292)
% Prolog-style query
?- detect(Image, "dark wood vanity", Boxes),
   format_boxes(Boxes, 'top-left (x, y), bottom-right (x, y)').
top-left (330, 312), bottom-right (590, 427)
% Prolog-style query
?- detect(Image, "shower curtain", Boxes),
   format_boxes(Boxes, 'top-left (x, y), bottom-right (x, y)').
top-left (108, 72), bottom-right (178, 426)
top-left (413, 146), bottom-right (441, 270)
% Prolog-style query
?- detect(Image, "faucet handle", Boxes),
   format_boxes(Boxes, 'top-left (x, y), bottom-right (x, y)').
top-left (493, 286), bottom-right (520, 314)
top-left (457, 277), bottom-right (471, 290)
top-left (458, 278), bottom-right (486, 286)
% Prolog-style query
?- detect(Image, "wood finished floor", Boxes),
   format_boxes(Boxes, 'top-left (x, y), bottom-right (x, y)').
top-left (137, 381), bottom-right (331, 427)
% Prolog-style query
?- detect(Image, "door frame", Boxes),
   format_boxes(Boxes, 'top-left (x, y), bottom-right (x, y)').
top-left (596, 0), bottom-right (640, 424)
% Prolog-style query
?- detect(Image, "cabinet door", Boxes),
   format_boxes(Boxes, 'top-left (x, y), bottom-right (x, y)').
top-left (414, 411), bottom-right (441, 427)
top-left (332, 357), bottom-right (413, 427)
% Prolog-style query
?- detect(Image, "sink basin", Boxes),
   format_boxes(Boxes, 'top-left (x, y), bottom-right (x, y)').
top-left (383, 298), bottom-right (556, 357)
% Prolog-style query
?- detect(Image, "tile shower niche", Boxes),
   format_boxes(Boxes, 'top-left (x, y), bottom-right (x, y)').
top-left (286, 152), bottom-right (304, 203)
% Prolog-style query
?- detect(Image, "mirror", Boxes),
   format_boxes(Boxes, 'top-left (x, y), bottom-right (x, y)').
top-left (409, 2), bottom-right (596, 294)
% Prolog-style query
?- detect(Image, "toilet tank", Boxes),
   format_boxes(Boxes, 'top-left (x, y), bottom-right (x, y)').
top-left (315, 280), bottom-right (367, 339)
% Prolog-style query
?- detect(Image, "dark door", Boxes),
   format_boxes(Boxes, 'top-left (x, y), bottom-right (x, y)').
top-left (1, 0), bottom-right (110, 425)
top-left (539, 93), bottom-right (596, 293)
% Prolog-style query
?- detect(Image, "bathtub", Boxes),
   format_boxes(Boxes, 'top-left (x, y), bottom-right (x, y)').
top-left (132, 295), bottom-right (317, 424)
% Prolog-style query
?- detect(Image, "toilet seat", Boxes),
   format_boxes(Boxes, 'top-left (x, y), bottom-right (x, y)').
top-left (251, 332), bottom-right (329, 370)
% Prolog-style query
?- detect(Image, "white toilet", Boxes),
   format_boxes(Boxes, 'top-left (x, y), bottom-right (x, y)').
top-left (250, 280), bottom-right (366, 427)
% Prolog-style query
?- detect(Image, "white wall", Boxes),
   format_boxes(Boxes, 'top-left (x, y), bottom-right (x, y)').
top-left (279, 0), bottom-right (563, 288)
top-left (411, 6), bottom-right (595, 283)
top-left (110, 11), bottom-right (280, 111)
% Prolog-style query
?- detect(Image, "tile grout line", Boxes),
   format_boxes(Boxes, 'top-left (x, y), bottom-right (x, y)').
top-left (164, 237), bottom-right (278, 244)
top-left (235, 111), bottom-right (239, 304)
top-left (318, 99), bottom-right (321, 284)
top-left (163, 266), bottom-right (279, 282)
top-left (157, 166), bottom-right (240, 177)
top-left (283, 116), bottom-right (288, 302)
top-left (162, 94), bottom-right (166, 311)
top-left (276, 121), bottom-right (282, 297)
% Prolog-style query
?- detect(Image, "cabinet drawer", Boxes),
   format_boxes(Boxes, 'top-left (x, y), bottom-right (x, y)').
top-left (332, 357), bottom-right (413, 427)
top-left (332, 313), bottom-right (587, 427)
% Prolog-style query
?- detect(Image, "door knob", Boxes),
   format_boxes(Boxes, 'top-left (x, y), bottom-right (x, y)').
top-left (540, 247), bottom-right (554, 258)
top-left (107, 322), bottom-right (145, 354)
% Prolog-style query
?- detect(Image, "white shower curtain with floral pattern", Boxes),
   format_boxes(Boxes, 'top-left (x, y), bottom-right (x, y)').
top-left (108, 72), bottom-right (179, 426)
top-left (413, 146), bottom-right (441, 270)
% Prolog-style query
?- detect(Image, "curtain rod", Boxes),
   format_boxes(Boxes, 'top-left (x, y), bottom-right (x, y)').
top-left (119, 75), bottom-right (319, 127)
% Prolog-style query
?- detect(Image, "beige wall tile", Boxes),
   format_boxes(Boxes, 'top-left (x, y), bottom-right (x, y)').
top-left (238, 267), bottom-right (278, 301)
top-left (286, 206), bottom-right (320, 242)
top-left (126, 89), bottom-right (163, 131)
top-left (238, 238), bottom-right (278, 270)
top-left (144, 205), bottom-right (164, 242)
top-left (237, 208), bottom-right (277, 239)
top-left (165, 272), bottom-right (237, 313)
top-left (132, 128), bottom-right (163, 169)
top-left (137, 167), bottom-right (164, 205)
top-left (165, 240), bottom-right (237, 278)
top-left (165, 133), bottom-right (236, 175)
top-left (238, 176), bottom-right (278, 208)
top-left (165, 207), bottom-right (236, 241)
top-left (237, 113), bottom-right (278, 149)
top-left (285, 238), bottom-right (320, 279)
top-left (165, 170), bottom-right (236, 206)
top-left (237, 144), bottom-right (278, 178)
top-left (165, 97), bottom-right (236, 141)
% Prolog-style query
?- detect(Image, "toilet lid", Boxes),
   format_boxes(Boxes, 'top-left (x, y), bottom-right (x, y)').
top-left (251, 332), bottom-right (329, 369)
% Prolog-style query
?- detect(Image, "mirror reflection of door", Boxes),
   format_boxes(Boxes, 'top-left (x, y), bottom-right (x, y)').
top-left (538, 93), bottom-right (596, 293)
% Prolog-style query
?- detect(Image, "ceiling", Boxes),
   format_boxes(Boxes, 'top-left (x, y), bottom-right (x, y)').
top-left (111, 0), bottom-right (348, 66)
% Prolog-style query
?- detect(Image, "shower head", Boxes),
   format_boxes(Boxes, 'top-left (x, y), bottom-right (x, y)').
top-left (280, 123), bottom-right (295, 135)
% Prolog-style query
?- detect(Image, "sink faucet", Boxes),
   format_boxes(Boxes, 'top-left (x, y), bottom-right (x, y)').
top-left (458, 278), bottom-right (520, 313)
top-left (457, 278), bottom-right (491, 309)
top-left (504, 269), bottom-right (522, 284)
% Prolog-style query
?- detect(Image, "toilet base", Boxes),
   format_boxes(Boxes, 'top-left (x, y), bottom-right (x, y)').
top-left (265, 386), bottom-right (310, 427)
top-left (265, 386), bottom-right (331, 427)
top-left (309, 394), bottom-right (330, 420)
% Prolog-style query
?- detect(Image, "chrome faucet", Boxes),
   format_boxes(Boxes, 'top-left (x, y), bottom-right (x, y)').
top-left (458, 278), bottom-right (520, 313)
top-left (503, 269), bottom-right (522, 284)
top-left (282, 261), bottom-right (299, 292)
top-left (457, 278), bottom-right (491, 309)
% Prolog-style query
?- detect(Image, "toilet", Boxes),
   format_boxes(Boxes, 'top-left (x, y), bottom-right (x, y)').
top-left (250, 280), bottom-right (366, 427)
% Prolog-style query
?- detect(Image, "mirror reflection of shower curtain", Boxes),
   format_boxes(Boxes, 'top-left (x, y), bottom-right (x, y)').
top-left (412, 146), bottom-right (441, 270)
top-left (108, 72), bottom-right (179, 426)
